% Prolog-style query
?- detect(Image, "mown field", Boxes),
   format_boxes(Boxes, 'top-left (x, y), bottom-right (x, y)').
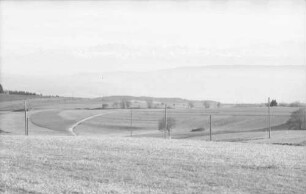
top-left (1, 136), bottom-right (305, 193)
top-left (1, 94), bottom-right (305, 145)
top-left (64, 107), bottom-right (298, 139)
top-left (27, 107), bottom-right (296, 135)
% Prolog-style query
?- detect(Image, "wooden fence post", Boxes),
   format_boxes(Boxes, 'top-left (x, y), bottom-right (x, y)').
top-left (209, 115), bottom-right (212, 141)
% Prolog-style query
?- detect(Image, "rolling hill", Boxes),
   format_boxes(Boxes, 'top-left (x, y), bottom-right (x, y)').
top-left (2, 65), bottom-right (306, 103)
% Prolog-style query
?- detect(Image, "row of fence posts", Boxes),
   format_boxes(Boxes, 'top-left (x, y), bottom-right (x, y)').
top-left (129, 104), bottom-right (213, 140)
top-left (23, 97), bottom-right (274, 138)
top-left (130, 97), bottom-right (272, 140)
top-left (161, 104), bottom-right (213, 140)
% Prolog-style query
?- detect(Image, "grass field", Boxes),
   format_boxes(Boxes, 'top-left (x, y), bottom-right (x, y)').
top-left (1, 136), bottom-right (305, 193)
top-left (0, 94), bottom-right (100, 111)
top-left (1, 94), bottom-right (304, 145)
top-left (74, 107), bottom-right (298, 139)
top-left (1, 95), bottom-right (305, 193)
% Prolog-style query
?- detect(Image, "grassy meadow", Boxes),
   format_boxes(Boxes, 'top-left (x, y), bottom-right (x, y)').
top-left (1, 95), bottom-right (306, 193)
top-left (1, 94), bottom-right (303, 144)
top-left (1, 136), bottom-right (306, 193)
top-left (73, 107), bottom-right (298, 140)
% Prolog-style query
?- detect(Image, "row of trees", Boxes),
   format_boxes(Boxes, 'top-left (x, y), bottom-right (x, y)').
top-left (188, 101), bottom-right (221, 109)
top-left (103, 99), bottom-right (132, 109)
top-left (7, 90), bottom-right (39, 96)
top-left (0, 84), bottom-right (43, 96)
top-left (279, 101), bottom-right (305, 107)
top-left (104, 100), bottom-right (222, 109)
top-left (266, 100), bottom-right (306, 107)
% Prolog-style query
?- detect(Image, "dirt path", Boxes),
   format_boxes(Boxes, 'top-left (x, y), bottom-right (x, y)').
top-left (68, 112), bottom-right (115, 136)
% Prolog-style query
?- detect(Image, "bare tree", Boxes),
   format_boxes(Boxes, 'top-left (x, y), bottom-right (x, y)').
top-left (120, 99), bottom-right (131, 109)
top-left (158, 117), bottom-right (176, 137)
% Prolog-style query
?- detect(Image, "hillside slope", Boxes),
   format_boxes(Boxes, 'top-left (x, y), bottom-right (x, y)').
top-left (1, 136), bottom-right (305, 193)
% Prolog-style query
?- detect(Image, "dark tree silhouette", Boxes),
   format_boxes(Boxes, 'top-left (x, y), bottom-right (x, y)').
top-left (0, 84), bottom-right (3, 93)
top-left (270, 99), bottom-right (278, 107)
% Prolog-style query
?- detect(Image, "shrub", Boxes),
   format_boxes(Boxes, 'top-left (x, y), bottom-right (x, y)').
top-left (102, 104), bottom-right (108, 109)
top-left (191, 127), bottom-right (205, 132)
top-left (287, 108), bottom-right (306, 130)
top-left (188, 101), bottom-right (194, 109)
top-left (289, 101), bottom-right (302, 107)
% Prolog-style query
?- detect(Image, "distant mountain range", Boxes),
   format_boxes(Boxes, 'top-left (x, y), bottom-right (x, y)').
top-left (2, 65), bottom-right (306, 103)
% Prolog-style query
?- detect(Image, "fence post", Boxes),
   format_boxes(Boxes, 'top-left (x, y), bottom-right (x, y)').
top-left (165, 104), bottom-right (167, 139)
top-left (268, 97), bottom-right (271, 139)
top-left (130, 109), bottom-right (133, 137)
top-left (209, 115), bottom-right (212, 141)
top-left (24, 100), bottom-right (28, 136)
top-left (303, 108), bottom-right (306, 130)
top-left (26, 117), bottom-right (29, 135)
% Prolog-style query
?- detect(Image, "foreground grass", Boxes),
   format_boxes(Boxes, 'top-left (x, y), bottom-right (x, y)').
top-left (1, 136), bottom-right (306, 193)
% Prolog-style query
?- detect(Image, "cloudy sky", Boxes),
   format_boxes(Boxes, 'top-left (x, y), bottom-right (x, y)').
top-left (1, 0), bottom-right (305, 75)
top-left (0, 0), bottom-right (305, 102)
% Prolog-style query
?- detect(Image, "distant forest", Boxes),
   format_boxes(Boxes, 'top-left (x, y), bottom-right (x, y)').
top-left (6, 90), bottom-right (40, 96)
top-left (0, 83), bottom-right (59, 97)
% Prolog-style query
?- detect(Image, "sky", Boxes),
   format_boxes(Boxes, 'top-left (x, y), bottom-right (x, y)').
top-left (0, 0), bottom-right (305, 102)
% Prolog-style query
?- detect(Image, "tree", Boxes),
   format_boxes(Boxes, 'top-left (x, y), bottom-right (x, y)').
top-left (158, 117), bottom-right (176, 138)
top-left (203, 101), bottom-right (210, 109)
top-left (112, 102), bottom-right (120, 108)
top-left (120, 99), bottom-right (131, 109)
top-left (188, 101), bottom-right (194, 109)
top-left (102, 104), bottom-right (108, 109)
top-left (287, 108), bottom-right (306, 130)
top-left (0, 84), bottom-right (3, 93)
top-left (270, 99), bottom-right (278, 107)
top-left (217, 102), bottom-right (221, 108)
top-left (146, 99), bottom-right (153, 109)
top-left (125, 100), bottom-right (131, 108)
top-left (120, 100), bottom-right (126, 109)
